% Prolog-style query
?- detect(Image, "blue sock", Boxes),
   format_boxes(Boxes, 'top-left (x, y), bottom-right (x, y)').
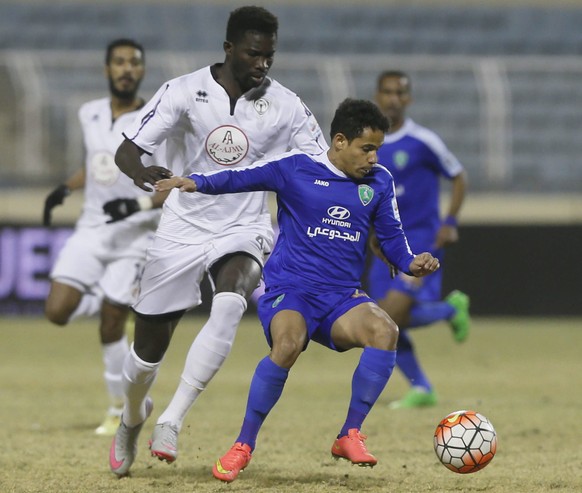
top-left (408, 301), bottom-right (455, 328)
top-left (236, 356), bottom-right (289, 451)
top-left (396, 330), bottom-right (432, 391)
top-left (339, 347), bottom-right (396, 437)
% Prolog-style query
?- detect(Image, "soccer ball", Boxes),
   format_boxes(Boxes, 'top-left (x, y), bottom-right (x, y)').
top-left (433, 410), bottom-right (497, 474)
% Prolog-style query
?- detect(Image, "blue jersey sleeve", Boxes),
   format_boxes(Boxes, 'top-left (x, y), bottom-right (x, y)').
top-left (189, 159), bottom-right (290, 194)
top-left (373, 179), bottom-right (416, 274)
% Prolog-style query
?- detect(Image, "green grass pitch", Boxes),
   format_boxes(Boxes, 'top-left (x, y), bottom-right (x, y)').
top-left (1, 315), bottom-right (581, 492)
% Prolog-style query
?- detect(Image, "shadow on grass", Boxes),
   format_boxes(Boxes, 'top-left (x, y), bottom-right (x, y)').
top-left (133, 461), bottom-right (387, 491)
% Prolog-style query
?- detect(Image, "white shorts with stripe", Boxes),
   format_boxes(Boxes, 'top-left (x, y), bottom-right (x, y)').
top-left (133, 231), bottom-right (271, 315)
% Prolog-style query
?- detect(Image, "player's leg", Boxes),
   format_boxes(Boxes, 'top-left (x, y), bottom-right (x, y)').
top-left (326, 298), bottom-right (399, 467)
top-left (45, 281), bottom-right (86, 325)
top-left (375, 269), bottom-right (445, 408)
top-left (110, 236), bottom-right (199, 476)
top-left (376, 286), bottom-right (415, 328)
top-left (152, 235), bottom-right (267, 462)
top-left (155, 254), bottom-right (260, 428)
top-left (388, 329), bottom-right (437, 409)
top-left (95, 222), bottom-right (155, 433)
top-left (95, 252), bottom-right (147, 436)
top-left (110, 311), bottom-right (180, 477)
top-left (377, 285), bottom-right (438, 408)
top-left (94, 299), bottom-right (130, 435)
top-left (213, 307), bottom-right (307, 483)
top-left (400, 268), bottom-right (468, 339)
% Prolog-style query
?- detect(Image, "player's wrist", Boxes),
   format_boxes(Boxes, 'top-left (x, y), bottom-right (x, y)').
top-left (443, 215), bottom-right (458, 227)
top-left (136, 196), bottom-right (153, 211)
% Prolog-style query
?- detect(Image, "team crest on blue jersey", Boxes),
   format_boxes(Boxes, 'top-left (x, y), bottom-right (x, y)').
top-left (254, 98), bottom-right (270, 115)
top-left (358, 185), bottom-right (374, 206)
top-left (393, 150), bottom-right (409, 169)
top-left (272, 294), bottom-right (285, 308)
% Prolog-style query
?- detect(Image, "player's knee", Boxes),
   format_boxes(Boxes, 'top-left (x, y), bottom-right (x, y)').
top-left (132, 312), bottom-right (177, 363)
top-left (99, 321), bottom-right (125, 344)
top-left (364, 314), bottom-right (399, 351)
top-left (270, 334), bottom-right (305, 368)
top-left (44, 301), bottom-right (70, 326)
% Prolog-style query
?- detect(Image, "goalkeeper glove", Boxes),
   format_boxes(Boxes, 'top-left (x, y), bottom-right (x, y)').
top-left (103, 196), bottom-right (152, 223)
top-left (43, 184), bottom-right (70, 226)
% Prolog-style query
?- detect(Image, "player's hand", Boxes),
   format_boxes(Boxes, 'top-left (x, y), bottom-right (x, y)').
top-left (155, 176), bottom-right (197, 193)
top-left (132, 166), bottom-right (173, 192)
top-left (43, 184), bottom-right (70, 226)
top-left (409, 252), bottom-right (440, 277)
top-left (103, 198), bottom-right (141, 223)
top-left (434, 224), bottom-right (459, 249)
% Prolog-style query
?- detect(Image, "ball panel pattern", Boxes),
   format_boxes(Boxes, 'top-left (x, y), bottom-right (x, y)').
top-left (434, 410), bottom-right (497, 474)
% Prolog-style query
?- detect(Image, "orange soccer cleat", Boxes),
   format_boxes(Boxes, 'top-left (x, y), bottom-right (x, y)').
top-left (212, 442), bottom-right (253, 482)
top-left (331, 428), bottom-right (378, 467)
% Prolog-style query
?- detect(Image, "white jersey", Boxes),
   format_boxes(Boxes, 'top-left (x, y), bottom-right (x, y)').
top-left (122, 65), bottom-right (327, 245)
top-left (77, 97), bottom-right (161, 229)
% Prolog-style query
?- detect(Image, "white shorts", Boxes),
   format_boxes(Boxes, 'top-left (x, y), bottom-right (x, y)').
top-left (133, 231), bottom-right (270, 315)
top-left (50, 222), bottom-right (155, 305)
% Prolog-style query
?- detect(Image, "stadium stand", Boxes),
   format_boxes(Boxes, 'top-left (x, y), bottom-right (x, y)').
top-left (1, 2), bottom-right (582, 193)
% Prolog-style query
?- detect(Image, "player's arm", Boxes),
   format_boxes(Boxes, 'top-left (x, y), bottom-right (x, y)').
top-left (155, 159), bottom-right (288, 195)
top-left (367, 227), bottom-right (398, 278)
top-left (375, 215), bottom-right (439, 278)
top-left (435, 169), bottom-right (467, 248)
top-left (102, 190), bottom-right (170, 223)
top-left (115, 139), bottom-right (172, 192)
top-left (115, 82), bottom-right (184, 191)
top-left (374, 183), bottom-right (439, 277)
top-left (43, 168), bottom-right (86, 226)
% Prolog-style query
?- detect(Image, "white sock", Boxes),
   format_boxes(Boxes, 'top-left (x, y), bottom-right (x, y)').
top-left (156, 292), bottom-right (247, 430)
top-left (102, 336), bottom-right (129, 412)
top-left (69, 289), bottom-right (103, 322)
top-left (122, 344), bottom-right (159, 427)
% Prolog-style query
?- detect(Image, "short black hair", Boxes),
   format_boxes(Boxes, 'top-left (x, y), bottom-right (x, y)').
top-left (226, 6), bottom-right (278, 43)
top-left (105, 38), bottom-right (145, 65)
top-left (330, 98), bottom-right (390, 142)
top-left (377, 70), bottom-right (411, 92)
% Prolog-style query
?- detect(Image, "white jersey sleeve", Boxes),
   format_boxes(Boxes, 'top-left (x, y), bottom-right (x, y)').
top-left (122, 79), bottom-right (188, 157)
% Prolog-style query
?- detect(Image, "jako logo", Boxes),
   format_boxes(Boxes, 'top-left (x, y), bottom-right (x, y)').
top-left (327, 206), bottom-right (350, 220)
top-left (314, 179), bottom-right (329, 187)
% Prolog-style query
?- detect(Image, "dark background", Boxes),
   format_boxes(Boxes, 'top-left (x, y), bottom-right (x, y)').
top-left (441, 224), bottom-right (582, 316)
top-left (2, 223), bottom-right (580, 317)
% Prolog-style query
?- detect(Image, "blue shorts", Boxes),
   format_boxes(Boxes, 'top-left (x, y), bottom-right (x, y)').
top-left (257, 286), bottom-right (373, 352)
top-left (366, 255), bottom-right (443, 303)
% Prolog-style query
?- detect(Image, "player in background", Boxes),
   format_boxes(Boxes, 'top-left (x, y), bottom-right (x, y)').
top-left (155, 98), bottom-right (440, 483)
top-left (43, 39), bottom-right (167, 436)
top-left (108, 6), bottom-right (327, 477)
top-left (366, 70), bottom-right (470, 409)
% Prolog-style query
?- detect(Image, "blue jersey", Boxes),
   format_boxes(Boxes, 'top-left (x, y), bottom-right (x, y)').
top-left (378, 118), bottom-right (464, 252)
top-left (190, 150), bottom-right (415, 291)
